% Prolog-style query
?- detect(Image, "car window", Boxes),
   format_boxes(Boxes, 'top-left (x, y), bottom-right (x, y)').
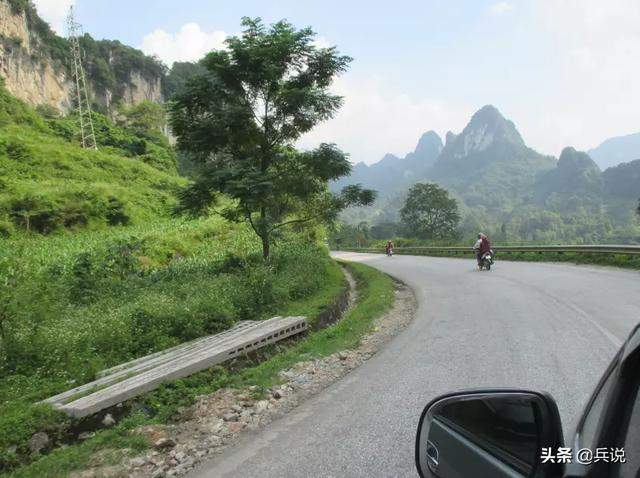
top-left (618, 386), bottom-right (640, 478)
top-left (579, 366), bottom-right (616, 449)
top-left (438, 396), bottom-right (538, 475)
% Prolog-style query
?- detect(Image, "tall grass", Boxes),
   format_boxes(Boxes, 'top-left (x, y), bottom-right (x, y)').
top-left (0, 218), bottom-right (336, 471)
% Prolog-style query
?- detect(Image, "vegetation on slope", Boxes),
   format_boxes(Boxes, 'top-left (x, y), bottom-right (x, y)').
top-left (0, 78), bottom-right (345, 473)
top-left (1, 261), bottom-right (393, 478)
top-left (0, 79), bottom-right (180, 236)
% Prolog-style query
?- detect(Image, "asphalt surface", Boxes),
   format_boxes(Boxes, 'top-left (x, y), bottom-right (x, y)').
top-left (190, 253), bottom-right (640, 478)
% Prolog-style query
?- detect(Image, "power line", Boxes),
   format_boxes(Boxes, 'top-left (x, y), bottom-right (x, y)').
top-left (67, 6), bottom-right (97, 151)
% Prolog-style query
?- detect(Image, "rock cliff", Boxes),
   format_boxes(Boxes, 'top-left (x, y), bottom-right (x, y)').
top-left (0, 0), bottom-right (164, 114)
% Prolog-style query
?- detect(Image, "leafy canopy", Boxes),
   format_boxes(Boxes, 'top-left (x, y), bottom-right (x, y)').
top-left (170, 17), bottom-right (375, 257)
top-left (400, 183), bottom-right (461, 240)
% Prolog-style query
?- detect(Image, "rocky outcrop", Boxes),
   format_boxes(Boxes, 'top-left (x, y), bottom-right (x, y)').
top-left (0, 0), bottom-right (164, 113)
top-left (0, 1), bottom-right (72, 111)
top-left (121, 70), bottom-right (164, 106)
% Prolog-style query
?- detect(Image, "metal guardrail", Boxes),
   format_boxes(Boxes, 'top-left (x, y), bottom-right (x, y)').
top-left (339, 245), bottom-right (640, 255)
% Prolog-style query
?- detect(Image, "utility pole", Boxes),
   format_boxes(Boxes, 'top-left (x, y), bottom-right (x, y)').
top-left (67, 6), bottom-right (97, 150)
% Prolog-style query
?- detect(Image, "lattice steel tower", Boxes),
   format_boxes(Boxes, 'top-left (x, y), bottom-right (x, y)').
top-left (67, 7), bottom-right (97, 150)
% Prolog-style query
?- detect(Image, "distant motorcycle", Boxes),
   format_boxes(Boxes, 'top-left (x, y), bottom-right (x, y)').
top-left (478, 250), bottom-right (494, 270)
top-left (386, 248), bottom-right (394, 257)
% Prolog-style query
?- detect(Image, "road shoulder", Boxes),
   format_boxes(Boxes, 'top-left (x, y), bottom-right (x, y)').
top-left (123, 264), bottom-right (416, 478)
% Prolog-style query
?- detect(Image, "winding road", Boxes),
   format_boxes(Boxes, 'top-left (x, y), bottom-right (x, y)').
top-left (190, 253), bottom-right (640, 478)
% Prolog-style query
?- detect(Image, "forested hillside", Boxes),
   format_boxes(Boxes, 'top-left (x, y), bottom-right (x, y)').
top-left (332, 105), bottom-right (640, 244)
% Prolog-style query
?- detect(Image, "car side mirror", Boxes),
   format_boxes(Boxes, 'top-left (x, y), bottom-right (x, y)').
top-left (415, 390), bottom-right (564, 478)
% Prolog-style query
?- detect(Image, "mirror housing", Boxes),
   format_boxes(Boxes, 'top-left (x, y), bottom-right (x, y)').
top-left (415, 389), bottom-right (564, 478)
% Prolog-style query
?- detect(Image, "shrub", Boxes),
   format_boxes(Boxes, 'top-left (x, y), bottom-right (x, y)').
top-left (0, 402), bottom-right (70, 470)
top-left (106, 197), bottom-right (130, 226)
top-left (6, 140), bottom-right (33, 162)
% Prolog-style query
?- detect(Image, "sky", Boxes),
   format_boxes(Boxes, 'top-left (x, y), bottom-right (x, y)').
top-left (33, 0), bottom-right (640, 165)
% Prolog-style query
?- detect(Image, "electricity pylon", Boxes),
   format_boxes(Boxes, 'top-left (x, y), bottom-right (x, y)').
top-left (67, 6), bottom-right (97, 150)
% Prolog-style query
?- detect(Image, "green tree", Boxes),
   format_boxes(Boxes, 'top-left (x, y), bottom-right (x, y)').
top-left (400, 183), bottom-right (461, 240)
top-left (169, 18), bottom-right (375, 258)
top-left (118, 100), bottom-right (166, 134)
top-left (163, 61), bottom-right (208, 100)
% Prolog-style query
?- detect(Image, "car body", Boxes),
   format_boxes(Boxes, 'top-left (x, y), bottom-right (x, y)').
top-left (416, 323), bottom-right (640, 478)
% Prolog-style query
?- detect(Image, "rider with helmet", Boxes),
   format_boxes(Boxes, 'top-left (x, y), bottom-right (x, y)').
top-left (385, 240), bottom-right (394, 256)
top-left (473, 233), bottom-right (492, 267)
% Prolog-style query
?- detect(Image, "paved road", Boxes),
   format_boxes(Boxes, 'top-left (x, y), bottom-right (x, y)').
top-left (190, 253), bottom-right (640, 478)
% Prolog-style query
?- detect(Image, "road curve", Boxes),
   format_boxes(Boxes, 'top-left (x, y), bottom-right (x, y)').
top-left (190, 253), bottom-right (640, 478)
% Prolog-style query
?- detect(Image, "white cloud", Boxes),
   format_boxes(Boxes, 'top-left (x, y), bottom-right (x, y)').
top-left (490, 2), bottom-right (514, 15)
top-left (140, 23), bottom-right (227, 66)
top-left (532, 0), bottom-right (640, 153)
top-left (33, 0), bottom-right (75, 33)
top-left (298, 76), bottom-right (472, 164)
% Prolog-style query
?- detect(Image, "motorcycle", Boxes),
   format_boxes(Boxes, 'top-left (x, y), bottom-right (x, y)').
top-left (386, 247), bottom-right (393, 257)
top-left (478, 250), bottom-right (494, 270)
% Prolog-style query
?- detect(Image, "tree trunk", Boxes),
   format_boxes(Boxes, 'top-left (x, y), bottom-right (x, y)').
top-left (261, 234), bottom-right (270, 260)
top-left (260, 206), bottom-right (270, 259)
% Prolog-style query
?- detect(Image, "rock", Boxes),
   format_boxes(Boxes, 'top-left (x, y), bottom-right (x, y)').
top-left (231, 404), bottom-right (243, 413)
top-left (174, 451), bottom-right (186, 462)
top-left (101, 413), bottom-right (116, 428)
top-left (222, 412), bottom-right (239, 422)
top-left (290, 373), bottom-right (311, 385)
top-left (207, 435), bottom-right (222, 447)
top-left (173, 464), bottom-right (189, 475)
top-left (28, 432), bottom-right (51, 454)
top-left (154, 438), bottom-right (177, 450)
top-left (78, 432), bottom-right (94, 441)
top-left (135, 424), bottom-right (168, 444)
top-left (130, 456), bottom-right (147, 467)
top-left (338, 351), bottom-right (348, 361)
top-left (152, 470), bottom-right (166, 478)
top-left (272, 389), bottom-right (284, 399)
top-left (255, 400), bottom-right (269, 413)
top-left (209, 418), bottom-right (224, 433)
top-left (227, 421), bottom-right (246, 433)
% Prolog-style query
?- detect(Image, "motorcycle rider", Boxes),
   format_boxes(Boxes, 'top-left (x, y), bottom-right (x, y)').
top-left (473, 233), bottom-right (492, 267)
top-left (385, 240), bottom-right (394, 256)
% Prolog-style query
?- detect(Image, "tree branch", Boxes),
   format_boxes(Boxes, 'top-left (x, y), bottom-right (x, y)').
top-left (269, 215), bottom-right (319, 232)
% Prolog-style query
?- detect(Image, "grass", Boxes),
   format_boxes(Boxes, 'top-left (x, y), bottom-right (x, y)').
top-left (0, 221), bottom-right (337, 471)
top-left (234, 261), bottom-right (394, 390)
top-left (4, 414), bottom-right (150, 478)
top-left (2, 261), bottom-right (394, 478)
top-left (0, 77), bottom-right (359, 474)
top-left (0, 79), bottom-right (182, 237)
